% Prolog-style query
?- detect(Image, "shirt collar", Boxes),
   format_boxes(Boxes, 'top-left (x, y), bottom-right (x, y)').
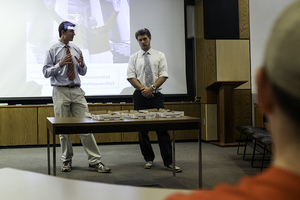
top-left (141, 48), bottom-right (152, 56)
top-left (58, 40), bottom-right (70, 48)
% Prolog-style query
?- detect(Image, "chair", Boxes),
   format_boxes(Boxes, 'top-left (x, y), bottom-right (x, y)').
top-left (236, 126), bottom-right (253, 155)
top-left (258, 136), bottom-right (272, 171)
top-left (236, 126), bottom-right (267, 160)
top-left (250, 130), bottom-right (271, 167)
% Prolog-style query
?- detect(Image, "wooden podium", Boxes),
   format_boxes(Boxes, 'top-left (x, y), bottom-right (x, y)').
top-left (206, 81), bottom-right (247, 146)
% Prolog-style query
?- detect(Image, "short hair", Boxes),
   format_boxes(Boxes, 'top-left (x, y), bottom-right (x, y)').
top-left (58, 21), bottom-right (76, 37)
top-left (262, 1), bottom-right (300, 128)
top-left (135, 28), bottom-right (151, 40)
top-left (272, 83), bottom-right (300, 126)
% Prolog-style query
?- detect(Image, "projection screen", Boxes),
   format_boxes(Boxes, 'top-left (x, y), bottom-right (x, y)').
top-left (0, 0), bottom-right (187, 102)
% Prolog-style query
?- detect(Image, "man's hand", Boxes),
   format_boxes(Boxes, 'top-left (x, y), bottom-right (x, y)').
top-left (141, 87), bottom-right (154, 98)
top-left (75, 54), bottom-right (84, 67)
top-left (59, 53), bottom-right (73, 67)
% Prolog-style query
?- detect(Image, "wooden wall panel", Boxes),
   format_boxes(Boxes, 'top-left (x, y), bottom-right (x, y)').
top-left (121, 105), bottom-right (134, 111)
top-left (0, 107), bottom-right (37, 146)
top-left (88, 104), bottom-right (122, 143)
top-left (205, 40), bottom-right (217, 87)
top-left (38, 104), bottom-right (123, 145)
top-left (0, 108), bottom-right (11, 145)
top-left (254, 103), bottom-right (264, 128)
top-left (195, 0), bottom-right (205, 99)
top-left (38, 106), bottom-right (59, 145)
top-left (239, 0), bottom-right (250, 39)
top-left (234, 89), bottom-right (252, 138)
top-left (0, 102), bottom-right (201, 146)
top-left (195, 1), bottom-right (217, 102)
top-left (194, 0), bottom-right (252, 142)
top-left (88, 104), bottom-right (121, 112)
top-left (203, 104), bottom-right (218, 141)
top-left (120, 104), bottom-right (138, 142)
top-left (216, 40), bottom-right (250, 89)
top-left (165, 103), bottom-right (200, 140)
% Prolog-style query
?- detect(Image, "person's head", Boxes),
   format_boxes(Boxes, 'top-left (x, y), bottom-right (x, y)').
top-left (135, 28), bottom-right (151, 51)
top-left (257, 1), bottom-right (300, 130)
top-left (58, 21), bottom-right (76, 42)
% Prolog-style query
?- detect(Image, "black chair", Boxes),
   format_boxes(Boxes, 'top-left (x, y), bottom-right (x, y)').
top-left (257, 136), bottom-right (272, 171)
top-left (250, 130), bottom-right (271, 166)
top-left (236, 126), bottom-right (267, 160)
top-left (236, 126), bottom-right (255, 155)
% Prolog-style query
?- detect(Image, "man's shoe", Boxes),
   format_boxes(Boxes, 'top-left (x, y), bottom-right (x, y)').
top-left (166, 163), bottom-right (182, 173)
top-left (61, 161), bottom-right (72, 172)
top-left (89, 162), bottom-right (111, 173)
top-left (144, 161), bottom-right (153, 169)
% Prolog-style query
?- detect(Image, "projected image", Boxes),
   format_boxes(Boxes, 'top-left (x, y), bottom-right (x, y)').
top-left (1, 0), bottom-right (186, 99)
top-left (26, 0), bottom-right (131, 96)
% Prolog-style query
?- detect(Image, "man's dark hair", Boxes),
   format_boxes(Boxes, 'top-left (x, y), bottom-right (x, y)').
top-left (273, 83), bottom-right (300, 125)
top-left (58, 21), bottom-right (76, 37)
top-left (135, 28), bottom-right (151, 40)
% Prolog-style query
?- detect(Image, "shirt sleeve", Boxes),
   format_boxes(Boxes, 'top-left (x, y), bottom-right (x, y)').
top-left (42, 49), bottom-right (61, 78)
top-left (127, 54), bottom-right (137, 79)
top-left (158, 52), bottom-right (168, 78)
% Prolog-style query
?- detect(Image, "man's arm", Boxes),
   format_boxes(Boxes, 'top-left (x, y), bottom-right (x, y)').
top-left (43, 49), bottom-right (61, 78)
top-left (127, 78), bottom-right (154, 98)
top-left (127, 78), bottom-right (144, 90)
top-left (141, 77), bottom-right (168, 98)
top-left (153, 76), bottom-right (168, 89)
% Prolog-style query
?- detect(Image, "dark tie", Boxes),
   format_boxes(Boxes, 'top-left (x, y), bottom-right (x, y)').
top-left (144, 52), bottom-right (153, 87)
top-left (65, 45), bottom-right (75, 81)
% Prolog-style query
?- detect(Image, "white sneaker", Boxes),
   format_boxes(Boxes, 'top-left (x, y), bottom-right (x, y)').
top-left (144, 161), bottom-right (153, 169)
top-left (166, 163), bottom-right (182, 173)
top-left (89, 162), bottom-right (111, 173)
top-left (61, 161), bottom-right (72, 172)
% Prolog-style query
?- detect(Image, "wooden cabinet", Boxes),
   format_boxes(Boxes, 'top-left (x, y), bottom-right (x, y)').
top-left (0, 102), bottom-right (200, 146)
top-left (0, 106), bottom-right (37, 146)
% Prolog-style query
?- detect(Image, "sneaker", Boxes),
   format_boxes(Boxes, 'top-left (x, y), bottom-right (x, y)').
top-left (166, 163), bottom-right (182, 173)
top-left (89, 162), bottom-right (111, 173)
top-left (61, 161), bottom-right (72, 172)
top-left (144, 161), bottom-right (153, 169)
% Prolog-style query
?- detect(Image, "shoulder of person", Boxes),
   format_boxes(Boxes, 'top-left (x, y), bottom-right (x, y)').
top-left (130, 50), bottom-right (142, 58)
top-left (48, 41), bottom-right (63, 52)
top-left (69, 43), bottom-right (82, 54)
top-left (149, 48), bottom-right (165, 57)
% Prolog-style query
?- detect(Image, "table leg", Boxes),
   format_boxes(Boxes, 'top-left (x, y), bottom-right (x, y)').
top-left (172, 130), bottom-right (175, 177)
top-left (199, 129), bottom-right (202, 188)
top-left (47, 129), bottom-right (50, 175)
top-left (53, 131), bottom-right (56, 176)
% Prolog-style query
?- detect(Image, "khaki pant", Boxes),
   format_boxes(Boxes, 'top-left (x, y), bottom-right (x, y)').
top-left (52, 86), bottom-right (101, 165)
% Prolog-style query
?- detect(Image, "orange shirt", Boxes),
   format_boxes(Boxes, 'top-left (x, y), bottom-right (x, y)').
top-left (166, 167), bottom-right (300, 200)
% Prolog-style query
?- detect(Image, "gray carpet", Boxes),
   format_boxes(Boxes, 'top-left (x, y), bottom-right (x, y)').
top-left (0, 141), bottom-right (265, 189)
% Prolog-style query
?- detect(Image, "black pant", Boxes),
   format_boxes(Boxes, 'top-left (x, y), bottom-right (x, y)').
top-left (133, 90), bottom-right (172, 166)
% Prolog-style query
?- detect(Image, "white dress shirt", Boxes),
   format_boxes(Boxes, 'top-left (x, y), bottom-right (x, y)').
top-left (127, 48), bottom-right (168, 91)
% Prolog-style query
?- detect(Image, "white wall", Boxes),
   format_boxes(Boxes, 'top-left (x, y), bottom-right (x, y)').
top-left (250, 0), bottom-right (295, 96)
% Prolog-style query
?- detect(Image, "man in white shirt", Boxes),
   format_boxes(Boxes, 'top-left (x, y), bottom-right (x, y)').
top-left (127, 28), bottom-right (181, 172)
